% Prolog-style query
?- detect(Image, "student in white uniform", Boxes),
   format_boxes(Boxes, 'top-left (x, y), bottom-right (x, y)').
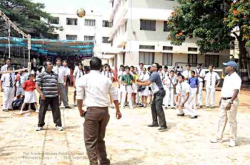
top-left (139, 68), bottom-right (150, 108)
top-left (162, 66), bottom-right (169, 80)
top-left (204, 65), bottom-right (221, 108)
top-left (121, 67), bottom-right (134, 109)
top-left (138, 63), bottom-right (144, 76)
top-left (103, 65), bottom-right (114, 82)
top-left (188, 71), bottom-right (199, 110)
top-left (210, 61), bottom-right (241, 147)
top-left (182, 64), bottom-right (192, 82)
top-left (163, 70), bottom-right (177, 109)
top-left (194, 64), bottom-right (205, 108)
top-left (0, 58), bottom-right (12, 72)
top-left (0, 66), bottom-right (15, 112)
top-left (73, 63), bottom-right (84, 106)
top-left (62, 60), bottom-right (71, 96)
top-left (176, 74), bottom-right (198, 119)
top-left (118, 65), bottom-right (125, 104)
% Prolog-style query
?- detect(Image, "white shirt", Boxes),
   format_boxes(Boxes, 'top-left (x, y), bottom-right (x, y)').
top-left (64, 66), bottom-right (71, 76)
top-left (205, 71), bottom-right (220, 88)
top-left (221, 72), bottom-right (241, 98)
top-left (53, 65), bottom-right (66, 84)
top-left (183, 70), bottom-right (192, 79)
top-left (195, 68), bottom-right (206, 82)
top-left (73, 66), bottom-right (79, 77)
top-left (74, 69), bottom-right (84, 86)
top-left (103, 71), bottom-right (114, 80)
top-left (164, 75), bottom-right (177, 88)
top-left (1, 73), bottom-right (15, 87)
top-left (140, 73), bottom-right (150, 81)
top-left (176, 81), bottom-right (190, 98)
top-left (76, 70), bottom-right (118, 107)
top-left (1, 64), bottom-right (8, 72)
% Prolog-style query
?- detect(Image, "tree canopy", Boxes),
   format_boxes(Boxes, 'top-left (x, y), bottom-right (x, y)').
top-left (0, 0), bottom-right (61, 38)
top-left (167, 0), bottom-right (250, 69)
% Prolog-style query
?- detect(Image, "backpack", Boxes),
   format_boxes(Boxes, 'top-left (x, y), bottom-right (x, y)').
top-left (12, 98), bottom-right (24, 110)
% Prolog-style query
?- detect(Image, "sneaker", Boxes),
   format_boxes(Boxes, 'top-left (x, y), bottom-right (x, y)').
top-left (130, 107), bottom-right (134, 109)
top-left (56, 126), bottom-right (63, 131)
top-left (36, 109), bottom-right (39, 113)
top-left (229, 139), bottom-right (237, 147)
top-left (73, 104), bottom-right (77, 107)
top-left (65, 106), bottom-right (72, 109)
top-left (20, 111), bottom-right (24, 115)
top-left (190, 116), bottom-right (198, 119)
top-left (177, 113), bottom-right (185, 117)
top-left (36, 127), bottom-right (43, 131)
top-left (3, 109), bottom-right (8, 112)
top-left (210, 136), bottom-right (222, 143)
top-left (199, 106), bottom-right (203, 108)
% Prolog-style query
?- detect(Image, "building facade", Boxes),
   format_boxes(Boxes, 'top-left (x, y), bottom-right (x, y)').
top-left (108, 0), bottom-right (230, 69)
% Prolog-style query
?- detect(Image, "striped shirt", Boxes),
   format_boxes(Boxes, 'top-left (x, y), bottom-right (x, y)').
top-left (36, 71), bottom-right (59, 98)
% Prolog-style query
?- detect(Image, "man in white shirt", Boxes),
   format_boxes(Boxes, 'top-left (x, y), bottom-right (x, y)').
top-left (163, 70), bottom-right (177, 109)
top-left (176, 74), bottom-right (198, 119)
top-left (117, 65), bottom-right (125, 104)
top-left (62, 60), bottom-right (71, 96)
top-left (211, 61), bottom-right (241, 147)
top-left (53, 58), bottom-right (71, 109)
top-left (76, 57), bottom-right (122, 165)
top-left (0, 58), bottom-right (12, 72)
top-left (194, 64), bottom-right (206, 108)
top-left (0, 66), bottom-right (15, 112)
top-left (182, 64), bottom-right (192, 81)
top-left (204, 65), bottom-right (221, 108)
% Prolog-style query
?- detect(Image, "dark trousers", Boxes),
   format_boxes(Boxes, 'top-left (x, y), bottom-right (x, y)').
top-left (151, 90), bottom-right (167, 127)
top-left (38, 96), bottom-right (62, 127)
top-left (84, 107), bottom-right (110, 165)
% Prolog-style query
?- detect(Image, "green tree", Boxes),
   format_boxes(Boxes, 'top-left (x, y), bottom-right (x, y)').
top-left (0, 0), bottom-right (62, 38)
top-left (167, 0), bottom-right (250, 82)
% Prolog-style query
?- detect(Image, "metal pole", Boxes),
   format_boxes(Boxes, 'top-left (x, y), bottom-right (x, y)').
top-left (8, 23), bottom-right (10, 58)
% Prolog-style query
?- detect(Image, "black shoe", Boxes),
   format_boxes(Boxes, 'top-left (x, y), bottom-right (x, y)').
top-left (177, 114), bottom-right (185, 117)
top-left (158, 126), bottom-right (167, 131)
top-left (65, 106), bottom-right (72, 109)
top-left (3, 109), bottom-right (8, 112)
top-left (190, 116), bottom-right (198, 119)
top-left (206, 106), bottom-right (210, 109)
top-left (199, 106), bottom-right (203, 108)
top-left (148, 124), bottom-right (159, 127)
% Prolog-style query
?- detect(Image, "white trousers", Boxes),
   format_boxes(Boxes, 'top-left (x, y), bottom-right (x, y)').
top-left (206, 87), bottom-right (215, 107)
top-left (2, 87), bottom-right (14, 110)
top-left (121, 85), bottom-right (133, 108)
top-left (118, 87), bottom-right (122, 103)
top-left (197, 82), bottom-right (203, 106)
top-left (216, 99), bottom-right (238, 141)
top-left (178, 97), bottom-right (197, 117)
top-left (164, 87), bottom-right (174, 107)
top-left (190, 88), bottom-right (197, 110)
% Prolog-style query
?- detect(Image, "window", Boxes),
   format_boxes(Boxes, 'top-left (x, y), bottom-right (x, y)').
top-left (164, 21), bottom-right (170, 32)
top-left (188, 47), bottom-right (198, 52)
top-left (66, 35), bottom-right (77, 40)
top-left (49, 34), bottom-right (59, 40)
top-left (85, 19), bottom-right (96, 26)
top-left (139, 45), bottom-right (155, 50)
top-left (140, 20), bottom-right (156, 31)
top-left (49, 17), bottom-right (59, 24)
top-left (205, 55), bottom-right (219, 67)
top-left (102, 37), bottom-right (111, 43)
top-left (66, 18), bottom-right (78, 25)
top-left (188, 54), bottom-right (197, 66)
top-left (163, 53), bottom-right (173, 66)
top-left (84, 36), bottom-right (95, 41)
top-left (139, 52), bottom-right (155, 65)
top-left (102, 20), bottom-right (112, 27)
top-left (163, 46), bottom-right (173, 51)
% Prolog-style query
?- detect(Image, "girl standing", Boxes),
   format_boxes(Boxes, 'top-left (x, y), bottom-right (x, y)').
top-left (20, 74), bottom-right (38, 114)
top-left (73, 63), bottom-right (85, 106)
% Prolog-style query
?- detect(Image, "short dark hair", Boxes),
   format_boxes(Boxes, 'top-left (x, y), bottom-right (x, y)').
top-left (63, 60), bottom-right (67, 63)
top-left (90, 57), bottom-right (102, 70)
top-left (197, 63), bottom-right (201, 66)
top-left (178, 74), bottom-right (185, 79)
top-left (153, 63), bottom-right (160, 71)
top-left (164, 66), bottom-right (168, 70)
top-left (186, 64), bottom-right (191, 67)
top-left (56, 58), bottom-right (61, 62)
top-left (5, 58), bottom-right (11, 62)
top-left (28, 74), bottom-right (35, 79)
top-left (7, 66), bottom-right (12, 70)
top-left (130, 66), bottom-right (134, 69)
top-left (191, 70), bottom-right (195, 74)
top-left (125, 66), bottom-right (130, 70)
top-left (209, 64), bottom-right (214, 68)
top-left (120, 65), bottom-right (124, 68)
top-left (170, 70), bottom-right (174, 73)
top-left (147, 66), bottom-right (151, 71)
top-left (139, 63), bottom-right (144, 66)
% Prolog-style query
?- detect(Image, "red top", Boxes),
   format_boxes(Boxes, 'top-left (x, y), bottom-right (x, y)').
top-left (23, 80), bottom-right (36, 91)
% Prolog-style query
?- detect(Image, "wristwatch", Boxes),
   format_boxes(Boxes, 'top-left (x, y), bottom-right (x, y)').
top-left (229, 100), bottom-right (233, 104)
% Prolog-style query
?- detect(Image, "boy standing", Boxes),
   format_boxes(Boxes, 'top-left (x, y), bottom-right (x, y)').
top-left (121, 67), bottom-right (134, 109)
top-left (188, 71), bottom-right (199, 110)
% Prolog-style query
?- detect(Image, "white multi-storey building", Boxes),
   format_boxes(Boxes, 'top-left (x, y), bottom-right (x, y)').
top-left (47, 8), bottom-right (117, 67)
top-left (108, 0), bottom-right (230, 69)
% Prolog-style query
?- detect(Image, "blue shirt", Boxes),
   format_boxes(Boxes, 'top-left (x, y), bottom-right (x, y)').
top-left (188, 77), bottom-right (199, 88)
top-left (149, 71), bottom-right (163, 89)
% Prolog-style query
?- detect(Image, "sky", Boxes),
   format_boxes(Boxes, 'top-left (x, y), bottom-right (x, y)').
top-left (32, 0), bottom-right (111, 13)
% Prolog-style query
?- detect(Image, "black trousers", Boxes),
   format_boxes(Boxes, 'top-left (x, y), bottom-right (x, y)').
top-left (38, 96), bottom-right (62, 127)
top-left (151, 90), bottom-right (167, 127)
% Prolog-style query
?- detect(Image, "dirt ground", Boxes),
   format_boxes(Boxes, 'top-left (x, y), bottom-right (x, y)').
top-left (0, 87), bottom-right (250, 165)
